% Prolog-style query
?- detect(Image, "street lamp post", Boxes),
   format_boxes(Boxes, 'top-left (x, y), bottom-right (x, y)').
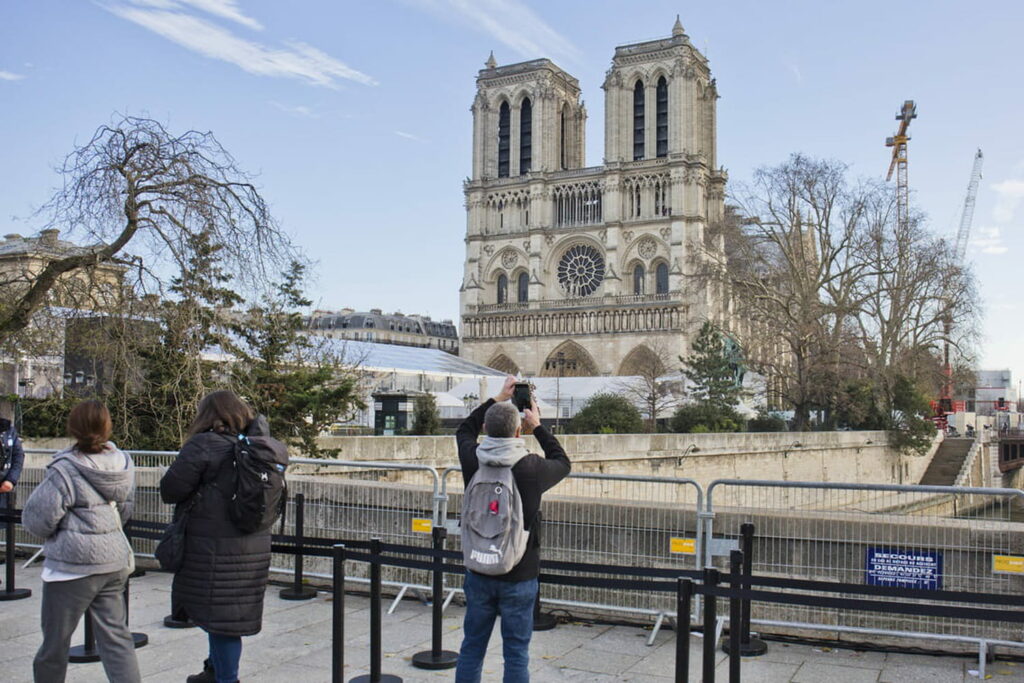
top-left (554, 352), bottom-right (566, 432)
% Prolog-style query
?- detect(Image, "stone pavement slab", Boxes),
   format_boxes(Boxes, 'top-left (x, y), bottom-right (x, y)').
top-left (0, 563), bottom-right (996, 682)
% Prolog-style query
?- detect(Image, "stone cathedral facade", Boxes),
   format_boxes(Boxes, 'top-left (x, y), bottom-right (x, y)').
top-left (459, 18), bottom-right (728, 378)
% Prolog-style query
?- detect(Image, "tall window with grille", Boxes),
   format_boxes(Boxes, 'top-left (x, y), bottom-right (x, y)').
top-left (498, 101), bottom-right (510, 178)
top-left (633, 80), bottom-right (645, 161)
top-left (633, 264), bottom-right (645, 295)
top-left (517, 272), bottom-right (529, 302)
top-left (656, 262), bottom-right (669, 294)
top-left (519, 98), bottom-right (532, 174)
top-left (497, 274), bottom-right (508, 304)
top-left (656, 77), bottom-right (668, 158)
top-left (559, 106), bottom-right (568, 170)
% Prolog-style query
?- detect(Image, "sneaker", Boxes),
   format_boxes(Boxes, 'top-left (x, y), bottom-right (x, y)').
top-left (186, 659), bottom-right (215, 683)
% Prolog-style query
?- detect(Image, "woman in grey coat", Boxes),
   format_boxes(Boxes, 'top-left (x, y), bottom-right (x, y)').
top-left (22, 400), bottom-right (140, 683)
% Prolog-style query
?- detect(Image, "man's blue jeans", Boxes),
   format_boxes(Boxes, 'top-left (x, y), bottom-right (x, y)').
top-left (455, 571), bottom-right (537, 683)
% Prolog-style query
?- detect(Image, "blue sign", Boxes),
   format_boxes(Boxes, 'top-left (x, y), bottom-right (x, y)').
top-left (866, 547), bottom-right (943, 590)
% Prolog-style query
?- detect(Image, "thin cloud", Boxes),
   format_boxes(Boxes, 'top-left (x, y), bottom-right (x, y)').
top-left (103, 2), bottom-right (377, 87)
top-left (971, 226), bottom-right (1008, 256)
top-left (0, 70), bottom-right (25, 81)
top-left (407, 0), bottom-right (580, 64)
top-left (788, 63), bottom-right (803, 84)
top-left (269, 101), bottom-right (319, 118)
top-left (992, 178), bottom-right (1024, 224)
top-left (394, 130), bottom-right (427, 143)
top-left (178, 0), bottom-right (262, 30)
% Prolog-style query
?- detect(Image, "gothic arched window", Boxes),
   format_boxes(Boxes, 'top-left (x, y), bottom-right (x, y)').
top-left (633, 264), bottom-right (645, 295)
top-left (656, 77), bottom-right (668, 158)
top-left (656, 262), bottom-right (669, 294)
top-left (498, 101), bottom-right (510, 178)
top-left (497, 274), bottom-right (508, 304)
top-left (519, 98), bottom-right (532, 175)
top-left (517, 271), bottom-right (529, 302)
top-left (559, 105), bottom-right (568, 170)
top-left (633, 80), bottom-right (645, 161)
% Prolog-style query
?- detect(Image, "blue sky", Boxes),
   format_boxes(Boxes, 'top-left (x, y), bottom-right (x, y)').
top-left (1, 1), bottom-right (1022, 386)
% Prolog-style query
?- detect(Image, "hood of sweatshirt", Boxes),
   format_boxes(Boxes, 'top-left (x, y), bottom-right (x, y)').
top-left (50, 444), bottom-right (134, 503)
top-left (476, 436), bottom-right (528, 468)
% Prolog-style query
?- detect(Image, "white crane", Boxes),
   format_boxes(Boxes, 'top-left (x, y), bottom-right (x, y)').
top-left (954, 149), bottom-right (984, 262)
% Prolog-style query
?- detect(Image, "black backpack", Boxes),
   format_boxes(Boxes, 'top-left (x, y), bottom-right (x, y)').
top-left (222, 433), bottom-right (289, 534)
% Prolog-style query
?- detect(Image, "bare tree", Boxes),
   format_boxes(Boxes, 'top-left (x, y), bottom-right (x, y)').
top-left (615, 340), bottom-right (683, 432)
top-left (0, 114), bottom-right (296, 346)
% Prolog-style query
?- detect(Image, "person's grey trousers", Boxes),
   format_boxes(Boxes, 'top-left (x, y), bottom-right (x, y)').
top-left (34, 568), bottom-right (141, 683)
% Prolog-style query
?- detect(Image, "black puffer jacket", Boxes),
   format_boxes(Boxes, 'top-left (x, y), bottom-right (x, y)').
top-left (160, 416), bottom-right (289, 636)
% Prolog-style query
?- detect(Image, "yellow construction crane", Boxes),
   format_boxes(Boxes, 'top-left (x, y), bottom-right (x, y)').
top-left (886, 100), bottom-right (918, 232)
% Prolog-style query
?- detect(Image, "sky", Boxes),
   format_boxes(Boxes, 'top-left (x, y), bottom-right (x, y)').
top-left (1, 1), bottom-right (1022, 386)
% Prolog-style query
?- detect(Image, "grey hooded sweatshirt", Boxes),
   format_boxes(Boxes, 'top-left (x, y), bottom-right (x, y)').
top-left (23, 444), bottom-right (135, 576)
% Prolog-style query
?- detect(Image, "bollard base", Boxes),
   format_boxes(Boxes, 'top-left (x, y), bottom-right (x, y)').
top-left (132, 632), bottom-right (148, 649)
top-left (721, 635), bottom-right (768, 657)
top-left (533, 611), bottom-right (557, 631)
top-left (0, 587), bottom-right (31, 601)
top-left (279, 584), bottom-right (318, 601)
top-left (349, 675), bottom-right (402, 682)
top-left (68, 645), bottom-right (101, 663)
top-left (411, 649), bottom-right (458, 670)
top-left (163, 615), bottom-right (195, 629)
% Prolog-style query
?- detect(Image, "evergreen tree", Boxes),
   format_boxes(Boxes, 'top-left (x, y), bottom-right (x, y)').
top-left (410, 394), bottom-right (441, 435)
top-left (682, 321), bottom-right (743, 413)
top-left (230, 261), bottom-right (363, 457)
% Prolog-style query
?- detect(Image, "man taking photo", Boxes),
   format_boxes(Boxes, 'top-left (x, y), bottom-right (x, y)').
top-left (454, 375), bottom-right (570, 683)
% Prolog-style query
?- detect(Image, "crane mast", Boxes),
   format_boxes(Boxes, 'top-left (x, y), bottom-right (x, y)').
top-left (954, 149), bottom-right (984, 262)
top-left (886, 100), bottom-right (918, 233)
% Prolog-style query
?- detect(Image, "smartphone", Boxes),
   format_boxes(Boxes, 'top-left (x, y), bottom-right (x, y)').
top-left (512, 382), bottom-right (531, 412)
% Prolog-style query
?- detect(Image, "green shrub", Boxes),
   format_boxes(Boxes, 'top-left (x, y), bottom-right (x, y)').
top-left (568, 394), bottom-right (644, 434)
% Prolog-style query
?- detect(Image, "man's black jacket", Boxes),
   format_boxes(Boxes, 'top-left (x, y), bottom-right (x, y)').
top-left (0, 422), bottom-right (24, 486)
top-left (456, 398), bottom-right (570, 582)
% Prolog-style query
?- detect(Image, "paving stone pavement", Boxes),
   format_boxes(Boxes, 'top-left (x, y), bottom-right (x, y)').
top-left (1, 563), bottom-right (1021, 682)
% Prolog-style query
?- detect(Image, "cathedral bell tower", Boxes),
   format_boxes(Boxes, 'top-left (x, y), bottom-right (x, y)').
top-left (460, 18), bottom-right (728, 380)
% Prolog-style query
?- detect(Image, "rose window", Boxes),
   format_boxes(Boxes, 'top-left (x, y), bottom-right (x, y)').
top-left (557, 245), bottom-right (605, 297)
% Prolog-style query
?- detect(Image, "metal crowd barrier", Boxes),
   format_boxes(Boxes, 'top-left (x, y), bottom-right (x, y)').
top-left (441, 467), bottom-right (704, 643)
top-left (703, 479), bottom-right (1024, 662)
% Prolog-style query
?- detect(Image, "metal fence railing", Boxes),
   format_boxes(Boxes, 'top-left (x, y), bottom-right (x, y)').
top-left (704, 479), bottom-right (1024, 649)
top-left (441, 467), bottom-right (704, 641)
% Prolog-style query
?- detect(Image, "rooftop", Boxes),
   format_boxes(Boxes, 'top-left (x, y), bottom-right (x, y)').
top-left (327, 338), bottom-right (501, 377)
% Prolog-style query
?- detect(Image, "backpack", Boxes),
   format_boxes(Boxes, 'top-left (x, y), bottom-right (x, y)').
top-left (222, 434), bottom-right (288, 534)
top-left (460, 462), bottom-right (530, 575)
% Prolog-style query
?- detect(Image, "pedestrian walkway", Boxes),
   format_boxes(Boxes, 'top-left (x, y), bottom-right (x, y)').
top-left (2, 564), bottom-right (1017, 682)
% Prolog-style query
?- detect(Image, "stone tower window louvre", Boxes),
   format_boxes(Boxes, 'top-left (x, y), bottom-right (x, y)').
top-left (559, 106), bottom-right (568, 170)
top-left (633, 80), bottom-right (645, 161)
top-left (656, 77), bottom-right (669, 158)
top-left (557, 244), bottom-right (605, 297)
top-left (519, 98), bottom-right (532, 174)
top-left (517, 271), bottom-right (529, 302)
top-left (498, 101), bottom-right (510, 178)
top-left (553, 180), bottom-right (603, 227)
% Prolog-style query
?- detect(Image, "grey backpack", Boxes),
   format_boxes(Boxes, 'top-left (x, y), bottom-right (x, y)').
top-left (461, 462), bottom-right (530, 575)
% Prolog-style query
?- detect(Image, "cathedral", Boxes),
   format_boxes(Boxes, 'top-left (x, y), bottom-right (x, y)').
top-left (459, 18), bottom-right (728, 378)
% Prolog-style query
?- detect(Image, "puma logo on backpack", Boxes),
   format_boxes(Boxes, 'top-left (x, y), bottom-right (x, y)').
top-left (461, 462), bottom-right (529, 575)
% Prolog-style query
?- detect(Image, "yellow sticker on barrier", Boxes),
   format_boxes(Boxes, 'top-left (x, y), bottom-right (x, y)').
top-left (670, 537), bottom-right (696, 555)
top-left (411, 518), bottom-right (433, 534)
top-left (993, 555), bottom-right (1024, 574)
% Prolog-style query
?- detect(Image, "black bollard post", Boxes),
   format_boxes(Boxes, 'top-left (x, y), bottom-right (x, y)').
top-left (123, 572), bottom-right (149, 649)
top-left (736, 523), bottom-right (766, 656)
top-left (532, 589), bottom-right (557, 631)
top-left (332, 543), bottom-right (346, 683)
top-left (349, 537), bottom-right (402, 683)
top-left (281, 493), bottom-right (317, 600)
top-left (68, 612), bottom-right (100, 663)
top-left (702, 567), bottom-right (719, 683)
top-left (0, 490), bottom-right (31, 601)
top-left (675, 578), bottom-right (693, 683)
top-left (727, 551), bottom-right (742, 681)
top-left (412, 527), bottom-right (458, 670)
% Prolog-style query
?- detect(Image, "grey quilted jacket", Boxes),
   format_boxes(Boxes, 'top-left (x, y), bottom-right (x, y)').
top-left (23, 445), bottom-right (135, 575)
